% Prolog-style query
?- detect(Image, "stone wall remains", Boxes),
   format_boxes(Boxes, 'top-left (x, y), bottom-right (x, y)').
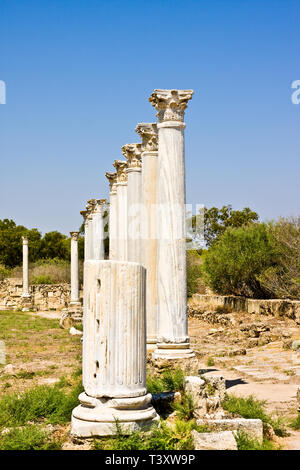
top-left (0, 278), bottom-right (78, 311)
top-left (190, 294), bottom-right (300, 324)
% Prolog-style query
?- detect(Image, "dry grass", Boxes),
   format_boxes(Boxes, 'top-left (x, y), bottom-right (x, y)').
top-left (10, 259), bottom-right (83, 284)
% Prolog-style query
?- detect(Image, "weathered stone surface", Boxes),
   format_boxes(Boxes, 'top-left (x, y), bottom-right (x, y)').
top-left (69, 327), bottom-right (83, 336)
top-left (297, 387), bottom-right (300, 411)
top-left (183, 375), bottom-right (225, 419)
top-left (192, 430), bottom-right (238, 450)
top-left (196, 418), bottom-right (263, 443)
top-left (292, 340), bottom-right (300, 351)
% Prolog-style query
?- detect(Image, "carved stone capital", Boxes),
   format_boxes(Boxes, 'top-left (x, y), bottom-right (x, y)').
top-left (80, 210), bottom-right (87, 221)
top-left (149, 89), bottom-right (193, 122)
top-left (95, 199), bottom-right (107, 214)
top-left (70, 231), bottom-right (80, 241)
top-left (86, 199), bottom-right (97, 215)
top-left (22, 236), bottom-right (28, 245)
top-left (121, 143), bottom-right (142, 169)
top-left (105, 172), bottom-right (117, 193)
top-left (135, 123), bottom-right (158, 152)
top-left (113, 160), bottom-right (128, 184)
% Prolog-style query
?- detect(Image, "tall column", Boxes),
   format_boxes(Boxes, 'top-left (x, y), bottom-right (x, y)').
top-left (71, 259), bottom-right (159, 437)
top-left (80, 210), bottom-right (88, 262)
top-left (93, 199), bottom-right (106, 260)
top-left (21, 236), bottom-right (30, 298)
top-left (122, 143), bottom-right (142, 264)
top-left (70, 231), bottom-right (80, 305)
top-left (135, 123), bottom-right (159, 347)
top-left (149, 89), bottom-right (195, 360)
top-left (86, 199), bottom-right (97, 261)
top-left (105, 172), bottom-right (118, 260)
top-left (113, 160), bottom-right (128, 261)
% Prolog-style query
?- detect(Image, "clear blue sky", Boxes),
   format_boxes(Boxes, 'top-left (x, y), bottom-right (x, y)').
top-left (0, 0), bottom-right (299, 235)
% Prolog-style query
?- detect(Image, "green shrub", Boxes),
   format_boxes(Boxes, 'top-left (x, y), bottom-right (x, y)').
top-left (31, 275), bottom-right (54, 285)
top-left (206, 357), bottom-right (215, 367)
top-left (147, 369), bottom-right (185, 394)
top-left (202, 223), bottom-right (278, 298)
top-left (172, 393), bottom-right (195, 421)
top-left (222, 394), bottom-right (287, 437)
top-left (187, 251), bottom-right (204, 297)
top-left (0, 264), bottom-right (12, 281)
top-left (235, 431), bottom-right (279, 450)
top-left (290, 414), bottom-right (300, 430)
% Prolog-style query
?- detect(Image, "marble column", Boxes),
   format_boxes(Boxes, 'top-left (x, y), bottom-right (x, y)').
top-left (80, 210), bottom-right (88, 262)
top-left (105, 172), bottom-right (118, 260)
top-left (71, 259), bottom-right (159, 437)
top-left (135, 123), bottom-right (159, 347)
top-left (113, 160), bottom-right (128, 261)
top-left (86, 200), bottom-right (97, 261)
top-left (122, 143), bottom-right (142, 264)
top-left (70, 231), bottom-right (80, 305)
top-left (21, 236), bottom-right (30, 298)
top-left (93, 199), bottom-right (106, 260)
top-left (149, 89), bottom-right (195, 360)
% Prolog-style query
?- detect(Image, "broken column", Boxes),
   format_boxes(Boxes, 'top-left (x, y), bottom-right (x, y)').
top-left (21, 236), bottom-right (32, 311)
top-left (70, 231), bottom-right (80, 306)
top-left (122, 143), bottom-right (142, 264)
top-left (113, 160), bottom-right (128, 261)
top-left (71, 260), bottom-right (159, 437)
top-left (105, 172), bottom-right (118, 260)
top-left (149, 89), bottom-right (195, 360)
top-left (135, 123), bottom-right (159, 348)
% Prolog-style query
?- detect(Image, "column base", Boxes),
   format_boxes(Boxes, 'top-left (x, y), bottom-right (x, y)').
top-left (152, 342), bottom-right (195, 360)
top-left (69, 301), bottom-right (82, 307)
top-left (71, 392), bottom-right (159, 437)
top-left (21, 294), bottom-right (32, 312)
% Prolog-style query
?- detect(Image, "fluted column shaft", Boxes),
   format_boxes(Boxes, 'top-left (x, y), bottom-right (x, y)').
top-left (93, 200), bottom-right (106, 260)
top-left (22, 237), bottom-right (30, 297)
top-left (149, 89), bottom-right (195, 360)
top-left (70, 231), bottom-right (80, 304)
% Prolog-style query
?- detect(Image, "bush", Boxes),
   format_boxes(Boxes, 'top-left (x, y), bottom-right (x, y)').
top-left (31, 275), bottom-right (53, 285)
top-left (290, 414), bottom-right (300, 430)
top-left (258, 217), bottom-right (300, 299)
top-left (0, 424), bottom-right (61, 450)
top-left (202, 223), bottom-right (278, 298)
top-left (235, 431), bottom-right (278, 450)
top-left (186, 251), bottom-right (206, 297)
top-left (147, 369), bottom-right (185, 394)
top-left (0, 265), bottom-right (12, 281)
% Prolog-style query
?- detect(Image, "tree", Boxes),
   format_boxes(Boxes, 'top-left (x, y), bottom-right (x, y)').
top-left (38, 231), bottom-right (69, 260)
top-left (0, 219), bottom-right (42, 268)
top-left (204, 205), bottom-right (259, 247)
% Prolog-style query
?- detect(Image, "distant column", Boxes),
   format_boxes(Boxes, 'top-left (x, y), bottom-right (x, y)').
top-left (86, 200), bottom-right (97, 261)
top-left (21, 236), bottom-right (30, 298)
top-left (113, 160), bottom-right (128, 261)
top-left (149, 89), bottom-right (195, 360)
top-left (135, 123), bottom-right (158, 347)
top-left (105, 172), bottom-right (118, 260)
top-left (122, 143), bottom-right (142, 264)
top-left (93, 199), bottom-right (106, 260)
top-left (70, 231), bottom-right (80, 305)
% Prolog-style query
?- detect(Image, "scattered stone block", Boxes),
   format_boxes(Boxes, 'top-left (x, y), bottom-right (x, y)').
top-left (196, 418), bottom-right (263, 443)
top-left (192, 430), bottom-right (238, 450)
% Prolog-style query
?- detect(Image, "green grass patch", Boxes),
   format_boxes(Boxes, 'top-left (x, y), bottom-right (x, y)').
top-left (235, 431), bottom-right (280, 451)
top-left (206, 357), bottom-right (215, 367)
top-left (0, 424), bottom-right (61, 450)
top-left (222, 394), bottom-right (287, 437)
top-left (93, 419), bottom-right (203, 451)
top-left (0, 378), bottom-right (83, 428)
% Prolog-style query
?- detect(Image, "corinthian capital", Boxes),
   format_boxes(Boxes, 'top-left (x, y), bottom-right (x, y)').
top-left (70, 231), bottom-right (79, 241)
top-left (149, 89), bottom-right (193, 122)
top-left (80, 210), bottom-right (87, 221)
top-left (113, 160), bottom-right (128, 184)
top-left (135, 123), bottom-right (158, 152)
top-left (105, 172), bottom-right (117, 193)
top-left (86, 199), bottom-right (97, 215)
top-left (121, 143), bottom-right (142, 169)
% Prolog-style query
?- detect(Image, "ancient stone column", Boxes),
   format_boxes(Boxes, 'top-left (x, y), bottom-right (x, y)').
top-left (80, 210), bottom-right (88, 261)
top-left (93, 199), bottom-right (106, 260)
top-left (113, 160), bottom-right (128, 261)
top-left (70, 231), bottom-right (80, 306)
top-left (105, 172), bottom-right (118, 260)
top-left (122, 143), bottom-right (142, 264)
top-left (71, 260), bottom-right (158, 437)
top-left (135, 123), bottom-right (159, 348)
top-left (86, 200), bottom-right (97, 260)
top-left (21, 236), bottom-right (30, 298)
top-left (149, 89), bottom-right (195, 360)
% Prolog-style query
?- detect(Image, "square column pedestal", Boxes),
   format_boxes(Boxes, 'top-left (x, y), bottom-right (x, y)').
top-left (71, 260), bottom-right (159, 437)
